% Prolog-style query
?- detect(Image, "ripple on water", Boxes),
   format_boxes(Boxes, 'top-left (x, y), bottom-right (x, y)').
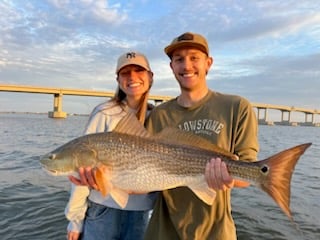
top-left (0, 180), bottom-right (69, 240)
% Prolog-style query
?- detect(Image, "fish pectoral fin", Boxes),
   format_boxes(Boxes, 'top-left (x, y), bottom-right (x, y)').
top-left (94, 164), bottom-right (113, 196)
top-left (110, 188), bottom-right (129, 209)
top-left (94, 164), bottom-right (129, 208)
top-left (189, 181), bottom-right (216, 205)
top-left (234, 179), bottom-right (250, 188)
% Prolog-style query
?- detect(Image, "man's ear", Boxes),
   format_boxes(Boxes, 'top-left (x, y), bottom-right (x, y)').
top-left (169, 61), bottom-right (173, 70)
top-left (205, 56), bottom-right (214, 75)
top-left (207, 56), bottom-right (214, 68)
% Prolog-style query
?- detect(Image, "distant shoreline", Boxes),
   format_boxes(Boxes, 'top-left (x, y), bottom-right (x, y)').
top-left (1, 112), bottom-right (319, 127)
top-left (0, 111), bottom-right (89, 117)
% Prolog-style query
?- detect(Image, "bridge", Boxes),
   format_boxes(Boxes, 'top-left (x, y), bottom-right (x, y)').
top-left (0, 84), bottom-right (171, 118)
top-left (1, 84), bottom-right (319, 126)
top-left (252, 103), bottom-right (320, 126)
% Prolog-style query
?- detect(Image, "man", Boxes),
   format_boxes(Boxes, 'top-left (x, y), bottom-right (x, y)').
top-left (143, 32), bottom-right (259, 240)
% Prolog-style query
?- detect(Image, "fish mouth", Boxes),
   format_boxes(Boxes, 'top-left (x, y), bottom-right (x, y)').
top-left (39, 155), bottom-right (72, 176)
top-left (40, 164), bottom-right (73, 176)
top-left (41, 166), bottom-right (60, 176)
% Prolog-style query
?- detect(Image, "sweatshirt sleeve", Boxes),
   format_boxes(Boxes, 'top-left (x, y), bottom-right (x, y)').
top-left (65, 109), bottom-right (107, 233)
top-left (233, 98), bottom-right (259, 161)
top-left (65, 184), bottom-right (90, 233)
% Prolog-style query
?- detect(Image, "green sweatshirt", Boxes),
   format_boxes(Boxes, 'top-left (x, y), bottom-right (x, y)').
top-left (144, 90), bottom-right (259, 240)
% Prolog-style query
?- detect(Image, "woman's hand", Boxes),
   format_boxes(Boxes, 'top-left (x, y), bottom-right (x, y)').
top-left (67, 231), bottom-right (81, 240)
top-left (68, 167), bottom-right (99, 190)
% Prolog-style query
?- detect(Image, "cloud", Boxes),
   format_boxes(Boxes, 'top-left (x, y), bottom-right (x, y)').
top-left (215, 13), bottom-right (320, 44)
top-left (0, 0), bottom-right (320, 113)
top-left (48, 0), bottom-right (127, 24)
top-left (209, 52), bottom-right (320, 108)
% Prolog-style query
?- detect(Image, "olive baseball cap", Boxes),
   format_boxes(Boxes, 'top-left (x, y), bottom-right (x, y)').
top-left (164, 32), bottom-right (209, 58)
top-left (116, 52), bottom-right (151, 74)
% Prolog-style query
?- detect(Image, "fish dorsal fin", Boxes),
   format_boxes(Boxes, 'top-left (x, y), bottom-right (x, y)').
top-left (155, 128), bottom-right (237, 160)
top-left (113, 113), bottom-right (152, 138)
top-left (115, 113), bottom-right (236, 160)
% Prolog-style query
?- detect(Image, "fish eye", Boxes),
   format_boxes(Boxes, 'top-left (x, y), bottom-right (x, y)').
top-left (260, 165), bottom-right (269, 175)
top-left (49, 154), bottom-right (56, 160)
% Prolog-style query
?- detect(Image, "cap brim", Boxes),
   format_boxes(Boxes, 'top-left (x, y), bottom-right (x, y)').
top-left (165, 42), bottom-right (208, 57)
top-left (117, 63), bottom-right (150, 74)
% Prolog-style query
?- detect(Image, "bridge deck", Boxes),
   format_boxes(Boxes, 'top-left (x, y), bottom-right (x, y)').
top-left (1, 84), bottom-right (319, 122)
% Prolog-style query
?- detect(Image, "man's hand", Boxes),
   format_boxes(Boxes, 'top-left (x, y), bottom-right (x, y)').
top-left (205, 157), bottom-right (234, 191)
top-left (68, 167), bottom-right (99, 190)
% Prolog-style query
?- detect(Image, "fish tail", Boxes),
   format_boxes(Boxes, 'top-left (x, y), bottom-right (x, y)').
top-left (259, 142), bottom-right (311, 221)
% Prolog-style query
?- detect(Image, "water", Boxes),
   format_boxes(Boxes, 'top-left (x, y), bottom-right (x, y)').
top-left (233, 126), bottom-right (320, 240)
top-left (0, 114), bottom-right (319, 240)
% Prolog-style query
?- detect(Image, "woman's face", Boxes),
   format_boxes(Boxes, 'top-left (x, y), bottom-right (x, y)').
top-left (117, 65), bottom-right (153, 98)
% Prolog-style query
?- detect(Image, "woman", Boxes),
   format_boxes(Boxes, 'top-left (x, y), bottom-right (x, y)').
top-left (66, 51), bottom-right (156, 240)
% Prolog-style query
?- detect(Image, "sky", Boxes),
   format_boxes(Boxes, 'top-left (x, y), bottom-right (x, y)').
top-left (0, 0), bottom-right (319, 121)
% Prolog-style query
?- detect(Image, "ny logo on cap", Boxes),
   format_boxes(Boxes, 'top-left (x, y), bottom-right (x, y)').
top-left (177, 33), bottom-right (194, 41)
top-left (126, 52), bottom-right (136, 59)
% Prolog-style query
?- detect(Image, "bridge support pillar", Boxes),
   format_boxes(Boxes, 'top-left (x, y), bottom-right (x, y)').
top-left (257, 108), bottom-right (273, 125)
top-left (48, 93), bottom-right (67, 118)
top-left (300, 113), bottom-right (315, 126)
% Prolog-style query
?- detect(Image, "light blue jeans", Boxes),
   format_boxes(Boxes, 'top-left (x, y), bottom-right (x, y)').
top-left (81, 201), bottom-right (150, 240)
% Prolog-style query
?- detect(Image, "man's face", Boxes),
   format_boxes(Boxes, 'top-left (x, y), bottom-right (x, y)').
top-left (170, 48), bottom-right (213, 92)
